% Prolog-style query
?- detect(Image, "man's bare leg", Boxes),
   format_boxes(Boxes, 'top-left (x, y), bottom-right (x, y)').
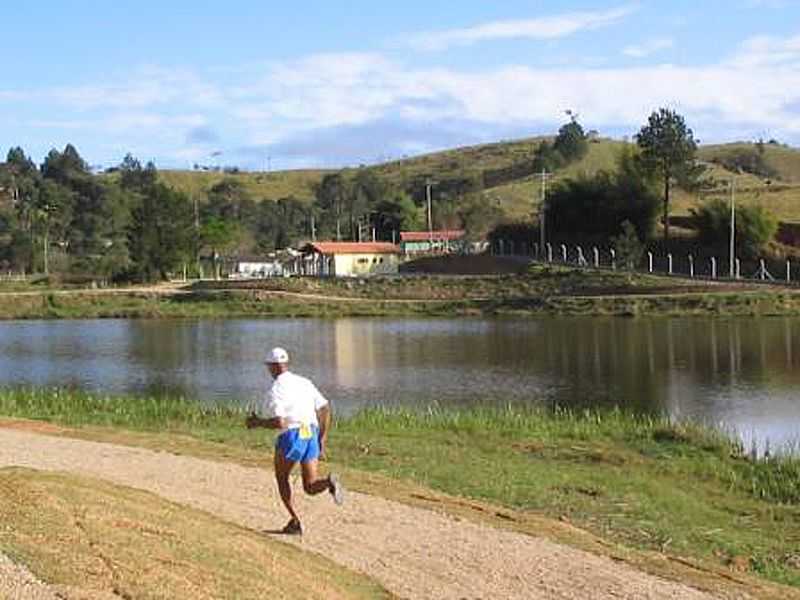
top-left (274, 450), bottom-right (300, 523)
top-left (300, 459), bottom-right (332, 495)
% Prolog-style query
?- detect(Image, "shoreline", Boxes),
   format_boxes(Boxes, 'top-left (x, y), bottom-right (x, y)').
top-left (2, 267), bottom-right (800, 319)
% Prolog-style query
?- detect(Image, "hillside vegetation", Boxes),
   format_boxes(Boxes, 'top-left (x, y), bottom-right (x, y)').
top-left (158, 138), bottom-right (800, 223)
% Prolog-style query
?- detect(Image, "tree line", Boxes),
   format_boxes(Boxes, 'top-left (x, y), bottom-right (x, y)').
top-left (0, 146), bottom-right (315, 282)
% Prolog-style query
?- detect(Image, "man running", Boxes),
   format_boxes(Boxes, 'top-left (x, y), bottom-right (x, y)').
top-left (246, 347), bottom-right (344, 535)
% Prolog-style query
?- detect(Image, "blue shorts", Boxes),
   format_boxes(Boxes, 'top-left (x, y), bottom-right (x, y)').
top-left (276, 425), bottom-right (320, 463)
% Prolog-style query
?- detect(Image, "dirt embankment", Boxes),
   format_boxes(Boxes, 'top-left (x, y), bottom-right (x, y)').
top-left (0, 426), bottom-right (766, 600)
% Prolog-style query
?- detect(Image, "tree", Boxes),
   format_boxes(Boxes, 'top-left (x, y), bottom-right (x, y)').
top-left (636, 108), bottom-right (699, 240)
top-left (200, 216), bottom-right (241, 279)
top-left (546, 166), bottom-right (660, 242)
top-left (692, 199), bottom-right (777, 259)
top-left (314, 173), bottom-right (348, 240)
top-left (119, 154), bottom-right (158, 192)
top-left (254, 197), bottom-right (310, 252)
top-left (34, 180), bottom-right (74, 274)
top-left (128, 184), bottom-right (194, 281)
top-left (553, 111), bottom-right (589, 163)
top-left (612, 220), bottom-right (645, 271)
top-left (372, 191), bottom-right (422, 240)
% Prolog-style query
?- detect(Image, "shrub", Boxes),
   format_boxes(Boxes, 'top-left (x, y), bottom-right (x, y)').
top-left (692, 199), bottom-right (778, 258)
top-left (546, 171), bottom-right (660, 241)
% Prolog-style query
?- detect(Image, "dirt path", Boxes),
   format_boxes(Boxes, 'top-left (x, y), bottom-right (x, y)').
top-left (0, 552), bottom-right (60, 600)
top-left (0, 428), bottom-right (736, 600)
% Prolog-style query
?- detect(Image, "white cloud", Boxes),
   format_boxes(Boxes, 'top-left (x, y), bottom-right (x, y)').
top-left (7, 32), bottom-right (800, 167)
top-left (729, 34), bottom-right (800, 67)
top-left (402, 4), bottom-right (638, 51)
top-left (623, 37), bottom-right (674, 58)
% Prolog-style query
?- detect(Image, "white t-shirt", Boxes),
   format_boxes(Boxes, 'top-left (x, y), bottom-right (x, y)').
top-left (261, 371), bottom-right (329, 430)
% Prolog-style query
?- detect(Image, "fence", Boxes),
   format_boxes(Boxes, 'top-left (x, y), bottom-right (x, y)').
top-left (491, 239), bottom-right (796, 285)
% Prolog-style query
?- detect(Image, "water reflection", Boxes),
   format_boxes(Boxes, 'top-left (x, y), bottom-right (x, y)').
top-left (2, 318), bottom-right (800, 450)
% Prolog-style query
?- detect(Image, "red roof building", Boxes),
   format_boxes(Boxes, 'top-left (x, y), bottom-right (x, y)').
top-left (298, 242), bottom-right (401, 277)
top-left (399, 230), bottom-right (465, 242)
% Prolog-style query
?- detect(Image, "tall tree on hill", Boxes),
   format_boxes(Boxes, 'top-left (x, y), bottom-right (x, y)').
top-left (553, 111), bottom-right (589, 163)
top-left (636, 108), bottom-right (699, 240)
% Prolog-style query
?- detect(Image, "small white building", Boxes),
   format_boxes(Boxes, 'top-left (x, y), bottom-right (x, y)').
top-left (299, 242), bottom-right (401, 277)
top-left (232, 257), bottom-right (285, 279)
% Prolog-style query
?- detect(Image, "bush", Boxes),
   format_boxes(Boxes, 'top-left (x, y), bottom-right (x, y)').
top-left (692, 199), bottom-right (778, 258)
top-left (612, 221), bottom-right (645, 270)
top-left (546, 170), bottom-right (660, 241)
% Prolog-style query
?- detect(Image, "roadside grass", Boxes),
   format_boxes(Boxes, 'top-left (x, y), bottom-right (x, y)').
top-left (0, 467), bottom-right (389, 600)
top-left (2, 388), bottom-right (800, 592)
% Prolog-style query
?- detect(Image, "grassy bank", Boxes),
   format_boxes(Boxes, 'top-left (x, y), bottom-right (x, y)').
top-left (3, 266), bottom-right (800, 319)
top-left (2, 388), bottom-right (800, 592)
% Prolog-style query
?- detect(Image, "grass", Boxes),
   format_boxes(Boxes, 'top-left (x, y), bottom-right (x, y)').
top-left (0, 467), bottom-right (389, 599)
top-left (2, 388), bottom-right (800, 592)
top-left (156, 168), bottom-right (329, 202)
top-left (3, 265), bottom-right (800, 318)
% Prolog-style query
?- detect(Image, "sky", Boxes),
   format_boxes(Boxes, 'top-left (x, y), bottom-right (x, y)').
top-left (1, 0), bottom-right (799, 171)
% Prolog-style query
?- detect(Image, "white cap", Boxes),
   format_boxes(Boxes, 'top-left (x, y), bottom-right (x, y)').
top-left (265, 347), bottom-right (289, 364)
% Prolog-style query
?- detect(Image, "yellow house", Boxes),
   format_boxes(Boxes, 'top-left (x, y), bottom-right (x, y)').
top-left (299, 242), bottom-right (401, 277)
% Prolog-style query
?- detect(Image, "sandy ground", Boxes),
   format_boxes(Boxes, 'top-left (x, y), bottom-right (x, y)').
top-left (0, 553), bottom-right (60, 600)
top-left (0, 428), bottom-right (740, 600)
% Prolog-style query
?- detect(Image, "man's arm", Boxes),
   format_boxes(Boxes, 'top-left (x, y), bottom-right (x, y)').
top-left (316, 404), bottom-right (331, 457)
top-left (245, 414), bottom-right (286, 430)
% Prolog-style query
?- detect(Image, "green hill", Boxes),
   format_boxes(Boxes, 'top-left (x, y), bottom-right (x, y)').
top-left (157, 137), bottom-right (800, 223)
top-left (158, 168), bottom-right (330, 201)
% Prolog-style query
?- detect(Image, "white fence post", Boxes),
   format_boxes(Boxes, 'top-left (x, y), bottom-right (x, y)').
top-left (561, 244), bottom-right (568, 263)
top-left (736, 258), bottom-right (741, 279)
top-left (788, 260), bottom-right (792, 283)
top-left (547, 243), bottom-right (553, 263)
top-left (577, 246), bottom-right (587, 267)
top-left (668, 253), bottom-right (673, 275)
top-left (688, 254), bottom-right (694, 278)
top-left (610, 248), bottom-right (616, 270)
top-left (593, 247), bottom-right (599, 268)
top-left (648, 252), bottom-right (653, 273)
top-left (711, 257), bottom-right (717, 280)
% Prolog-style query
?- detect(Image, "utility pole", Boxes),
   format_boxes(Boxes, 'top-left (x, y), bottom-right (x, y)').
top-left (193, 194), bottom-right (201, 278)
top-left (426, 179), bottom-right (436, 251)
top-left (539, 169), bottom-right (550, 252)
top-left (729, 178), bottom-right (736, 279)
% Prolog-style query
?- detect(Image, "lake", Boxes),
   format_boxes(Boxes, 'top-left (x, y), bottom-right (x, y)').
top-left (1, 317), bottom-right (799, 452)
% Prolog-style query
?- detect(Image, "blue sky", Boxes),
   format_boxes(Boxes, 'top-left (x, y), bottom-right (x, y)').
top-left (1, 0), bottom-right (799, 170)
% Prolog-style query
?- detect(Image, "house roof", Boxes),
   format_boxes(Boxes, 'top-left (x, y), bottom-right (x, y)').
top-left (302, 242), bottom-right (400, 255)
top-left (400, 230), bottom-right (465, 242)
